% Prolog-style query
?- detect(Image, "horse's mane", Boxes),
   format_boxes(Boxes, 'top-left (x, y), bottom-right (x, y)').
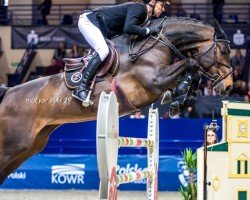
top-left (112, 17), bottom-right (215, 56)
top-left (151, 17), bottom-right (215, 47)
top-left (151, 16), bottom-right (214, 30)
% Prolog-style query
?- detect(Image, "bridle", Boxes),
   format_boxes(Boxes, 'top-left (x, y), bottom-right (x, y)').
top-left (129, 18), bottom-right (233, 87)
top-left (193, 36), bottom-right (233, 86)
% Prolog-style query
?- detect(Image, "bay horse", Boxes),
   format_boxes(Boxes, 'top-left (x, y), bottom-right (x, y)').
top-left (0, 17), bottom-right (232, 184)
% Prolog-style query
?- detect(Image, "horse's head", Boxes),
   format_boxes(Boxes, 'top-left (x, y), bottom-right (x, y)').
top-left (193, 21), bottom-right (233, 95)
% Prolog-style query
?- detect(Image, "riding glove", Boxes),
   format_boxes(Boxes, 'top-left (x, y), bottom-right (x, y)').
top-left (148, 24), bottom-right (162, 35)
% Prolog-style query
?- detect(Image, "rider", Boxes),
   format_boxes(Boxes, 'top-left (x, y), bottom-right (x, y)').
top-left (72, 0), bottom-right (170, 105)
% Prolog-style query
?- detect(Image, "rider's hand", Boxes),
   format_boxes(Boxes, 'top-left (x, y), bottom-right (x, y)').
top-left (148, 25), bottom-right (162, 35)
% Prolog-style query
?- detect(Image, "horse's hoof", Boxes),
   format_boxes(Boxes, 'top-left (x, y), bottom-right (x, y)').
top-left (169, 101), bottom-right (180, 117)
top-left (161, 90), bottom-right (172, 105)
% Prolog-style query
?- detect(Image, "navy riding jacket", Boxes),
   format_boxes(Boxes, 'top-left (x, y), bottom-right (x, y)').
top-left (86, 2), bottom-right (148, 39)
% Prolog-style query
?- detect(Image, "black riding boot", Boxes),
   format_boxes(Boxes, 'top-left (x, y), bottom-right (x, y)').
top-left (72, 53), bottom-right (102, 105)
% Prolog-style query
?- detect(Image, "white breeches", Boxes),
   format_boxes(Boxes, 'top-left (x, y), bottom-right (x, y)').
top-left (78, 13), bottom-right (109, 61)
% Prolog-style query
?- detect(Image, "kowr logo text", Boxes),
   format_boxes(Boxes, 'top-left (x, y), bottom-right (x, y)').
top-left (51, 164), bottom-right (85, 184)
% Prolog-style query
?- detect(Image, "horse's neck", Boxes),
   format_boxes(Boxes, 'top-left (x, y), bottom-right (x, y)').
top-left (112, 35), bottom-right (131, 54)
top-left (111, 21), bottom-right (214, 64)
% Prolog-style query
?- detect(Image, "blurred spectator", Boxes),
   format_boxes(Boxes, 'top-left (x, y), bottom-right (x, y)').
top-left (231, 49), bottom-right (245, 74)
top-left (248, 82), bottom-right (250, 96)
top-left (67, 44), bottom-right (81, 58)
top-left (206, 129), bottom-right (218, 146)
top-left (205, 88), bottom-right (215, 97)
top-left (182, 106), bottom-right (199, 118)
top-left (171, 113), bottom-right (181, 119)
top-left (53, 42), bottom-right (66, 68)
top-left (130, 111), bottom-right (145, 119)
top-left (162, 110), bottom-right (170, 119)
top-left (212, 0), bottom-right (225, 23)
top-left (232, 80), bottom-right (241, 95)
top-left (37, 0), bottom-right (52, 25)
top-left (233, 68), bottom-right (243, 82)
top-left (238, 81), bottom-right (248, 96)
top-left (244, 95), bottom-right (250, 103)
top-left (162, 109), bottom-right (181, 119)
top-left (44, 58), bottom-right (64, 76)
top-left (232, 80), bottom-right (248, 96)
top-left (203, 80), bottom-right (216, 96)
top-left (0, 76), bottom-right (6, 87)
top-left (80, 47), bottom-right (88, 57)
top-left (54, 42), bottom-right (66, 60)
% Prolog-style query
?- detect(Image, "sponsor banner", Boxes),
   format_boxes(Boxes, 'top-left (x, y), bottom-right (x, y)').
top-left (3, 154), bottom-right (97, 189)
top-left (12, 26), bottom-right (88, 49)
top-left (221, 25), bottom-right (250, 48)
top-left (51, 164), bottom-right (85, 185)
top-left (12, 26), bottom-right (250, 49)
top-left (0, 154), bottom-right (184, 191)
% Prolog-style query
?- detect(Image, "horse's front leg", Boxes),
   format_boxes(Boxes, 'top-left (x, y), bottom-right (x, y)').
top-left (168, 71), bottom-right (201, 117)
top-left (158, 57), bottom-right (199, 104)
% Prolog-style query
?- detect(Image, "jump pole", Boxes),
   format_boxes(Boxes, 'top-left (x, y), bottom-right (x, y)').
top-left (96, 91), bottom-right (159, 200)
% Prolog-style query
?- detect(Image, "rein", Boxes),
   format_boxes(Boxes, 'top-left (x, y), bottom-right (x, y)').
top-left (129, 16), bottom-right (186, 62)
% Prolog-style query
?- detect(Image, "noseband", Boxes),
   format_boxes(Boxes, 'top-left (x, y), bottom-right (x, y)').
top-left (194, 37), bottom-right (233, 86)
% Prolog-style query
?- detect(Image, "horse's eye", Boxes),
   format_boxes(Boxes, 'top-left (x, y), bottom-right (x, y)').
top-left (221, 50), bottom-right (226, 55)
top-left (221, 47), bottom-right (230, 55)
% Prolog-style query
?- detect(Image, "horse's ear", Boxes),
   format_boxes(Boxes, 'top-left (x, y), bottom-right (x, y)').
top-left (214, 19), bottom-right (228, 40)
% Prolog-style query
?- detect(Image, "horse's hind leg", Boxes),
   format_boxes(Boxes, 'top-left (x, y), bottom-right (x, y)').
top-left (0, 125), bottom-right (58, 185)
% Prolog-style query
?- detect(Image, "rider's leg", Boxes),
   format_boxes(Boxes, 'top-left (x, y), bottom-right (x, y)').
top-left (72, 52), bottom-right (103, 102)
top-left (72, 13), bottom-right (109, 104)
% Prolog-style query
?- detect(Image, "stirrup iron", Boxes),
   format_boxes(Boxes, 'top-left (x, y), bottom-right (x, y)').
top-left (82, 90), bottom-right (94, 107)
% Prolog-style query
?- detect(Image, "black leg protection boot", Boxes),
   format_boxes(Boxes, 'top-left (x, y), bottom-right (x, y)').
top-left (72, 53), bottom-right (102, 106)
top-left (175, 72), bottom-right (193, 96)
top-left (169, 72), bottom-right (200, 117)
top-left (161, 72), bottom-right (194, 105)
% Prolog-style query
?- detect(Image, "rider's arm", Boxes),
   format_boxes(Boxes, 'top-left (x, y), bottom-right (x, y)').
top-left (123, 4), bottom-right (149, 36)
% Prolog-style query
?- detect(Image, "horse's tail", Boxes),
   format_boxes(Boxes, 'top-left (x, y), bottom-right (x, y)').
top-left (0, 86), bottom-right (10, 103)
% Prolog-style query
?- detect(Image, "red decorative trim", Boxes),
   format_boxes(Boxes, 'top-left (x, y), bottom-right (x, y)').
top-left (110, 79), bottom-right (140, 113)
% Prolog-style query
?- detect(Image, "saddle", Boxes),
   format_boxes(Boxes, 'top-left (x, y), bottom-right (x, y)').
top-left (63, 40), bottom-right (119, 89)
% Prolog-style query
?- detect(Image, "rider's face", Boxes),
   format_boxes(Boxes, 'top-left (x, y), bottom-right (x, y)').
top-left (154, 2), bottom-right (165, 17)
